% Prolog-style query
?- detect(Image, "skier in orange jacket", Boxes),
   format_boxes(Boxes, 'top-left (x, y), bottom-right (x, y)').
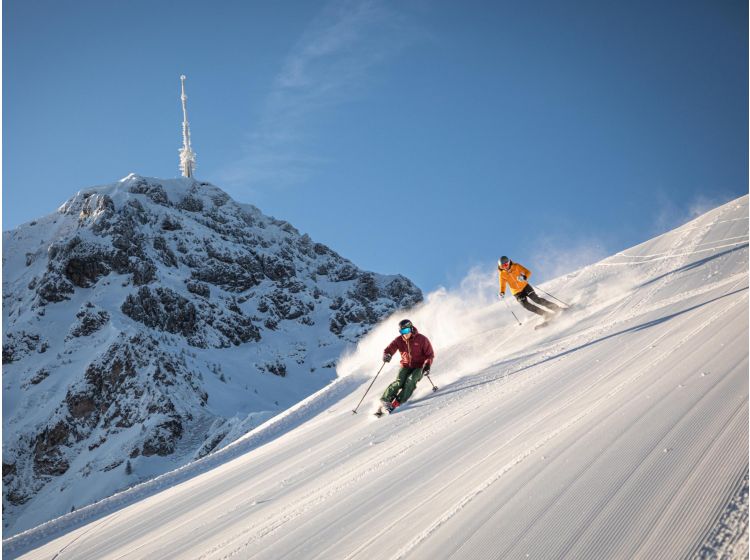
top-left (498, 256), bottom-right (561, 318)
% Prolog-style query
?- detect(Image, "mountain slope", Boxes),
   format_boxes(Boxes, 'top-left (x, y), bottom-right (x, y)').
top-left (4, 195), bottom-right (748, 559)
top-left (2, 174), bottom-right (421, 535)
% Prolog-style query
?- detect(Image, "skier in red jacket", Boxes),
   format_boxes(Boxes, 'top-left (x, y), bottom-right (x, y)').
top-left (380, 319), bottom-right (435, 412)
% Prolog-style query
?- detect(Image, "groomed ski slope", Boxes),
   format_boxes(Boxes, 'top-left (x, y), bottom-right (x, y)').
top-left (5, 196), bottom-right (748, 559)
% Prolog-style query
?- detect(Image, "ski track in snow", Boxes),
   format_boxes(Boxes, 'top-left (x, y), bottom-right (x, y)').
top-left (390, 284), bottom-right (747, 560)
top-left (4, 196), bottom-right (749, 560)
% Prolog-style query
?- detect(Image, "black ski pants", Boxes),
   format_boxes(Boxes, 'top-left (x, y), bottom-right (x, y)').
top-left (514, 284), bottom-right (560, 317)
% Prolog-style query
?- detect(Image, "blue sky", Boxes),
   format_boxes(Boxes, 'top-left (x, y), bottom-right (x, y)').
top-left (4, 0), bottom-right (748, 292)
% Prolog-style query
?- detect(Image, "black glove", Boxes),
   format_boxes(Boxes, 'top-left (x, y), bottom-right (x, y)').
top-left (423, 363), bottom-right (431, 373)
top-left (383, 353), bottom-right (392, 363)
top-left (518, 275), bottom-right (527, 281)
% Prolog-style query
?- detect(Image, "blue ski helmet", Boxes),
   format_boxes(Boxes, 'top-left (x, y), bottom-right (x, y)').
top-left (398, 319), bottom-right (413, 334)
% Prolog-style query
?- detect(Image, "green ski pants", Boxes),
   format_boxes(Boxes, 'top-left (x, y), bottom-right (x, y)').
top-left (382, 366), bottom-right (424, 404)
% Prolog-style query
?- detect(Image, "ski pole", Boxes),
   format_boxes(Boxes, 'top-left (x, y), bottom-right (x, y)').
top-left (531, 285), bottom-right (571, 307)
top-left (352, 361), bottom-right (387, 414)
top-left (501, 294), bottom-right (522, 326)
top-left (425, 372), bottom-right (439, 392)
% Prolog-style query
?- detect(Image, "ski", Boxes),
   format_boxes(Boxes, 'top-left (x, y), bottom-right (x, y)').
top-left (535, 306), bottom-right (574, 330)
top-left (535, 313), bottom-right (556, 329)
top-left (374, 402), bottom-right (392, 417)
top-left (376, 406), bottom-right (403, 417)
top-left (374, 399), bottom-right (403, 417)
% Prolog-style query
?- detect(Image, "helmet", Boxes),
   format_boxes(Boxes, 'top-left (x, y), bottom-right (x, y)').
top-left (398, 319), bottom-right (413, 334)
top-left (498, 256), bottom-right (510, 268)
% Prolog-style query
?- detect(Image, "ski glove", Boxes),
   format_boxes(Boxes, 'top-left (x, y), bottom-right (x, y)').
top-left (423, 363), bottom-right (431, 373)
top-left (518, 275), bottom-right (527, 281)
top-left (383, 353), bottom-right (392, 363)
top-left (499, 292), bottom-right (505, 298)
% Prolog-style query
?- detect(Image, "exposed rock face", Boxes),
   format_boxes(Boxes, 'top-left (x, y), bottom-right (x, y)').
top-left (2, 174), bottom-right (422, 535)
top-left (67, 304), bottom-right (110, 339)
top-left (2, 331), bottom-right (48, 364)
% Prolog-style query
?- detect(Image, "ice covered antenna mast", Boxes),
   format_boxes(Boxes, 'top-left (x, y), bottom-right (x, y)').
top-left (179, 75), bottom-right (196, 178)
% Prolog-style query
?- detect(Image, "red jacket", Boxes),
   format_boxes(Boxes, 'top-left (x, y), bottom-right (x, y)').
top-left (384, 327), bottom-right (435, 369)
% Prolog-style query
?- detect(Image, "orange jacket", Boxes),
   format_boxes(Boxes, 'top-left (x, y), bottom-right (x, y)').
top-left (498, 261), bottom-right (531, 295)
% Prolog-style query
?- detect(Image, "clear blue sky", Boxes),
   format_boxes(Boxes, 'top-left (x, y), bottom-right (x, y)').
top-left (4, 0), bottom-right (748, 292)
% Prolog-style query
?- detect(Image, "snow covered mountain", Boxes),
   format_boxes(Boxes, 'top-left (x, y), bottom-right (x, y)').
top-left (2, 174), bottom-right (422, 535)
top-left (3, 195), bottom-right (748, 560)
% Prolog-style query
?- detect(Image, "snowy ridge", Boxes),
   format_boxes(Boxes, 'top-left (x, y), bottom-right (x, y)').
top-left (3, 195), bottom-right (748, 559)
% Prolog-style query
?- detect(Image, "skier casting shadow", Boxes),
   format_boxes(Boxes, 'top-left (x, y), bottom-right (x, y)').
top-left (497, 256), bottom-right (561, 319)
top-left (379, 319), bottom-right (435, 413)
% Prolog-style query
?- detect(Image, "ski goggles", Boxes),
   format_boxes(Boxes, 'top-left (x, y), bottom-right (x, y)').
top-left (500, 261), bottom-right (510, 269)
top-left (399, 326), bottom-right (413, 335)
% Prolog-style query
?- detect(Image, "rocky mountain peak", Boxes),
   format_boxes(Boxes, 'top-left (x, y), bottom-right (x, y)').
top-left (2, 174), bottom-right (422, 534)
